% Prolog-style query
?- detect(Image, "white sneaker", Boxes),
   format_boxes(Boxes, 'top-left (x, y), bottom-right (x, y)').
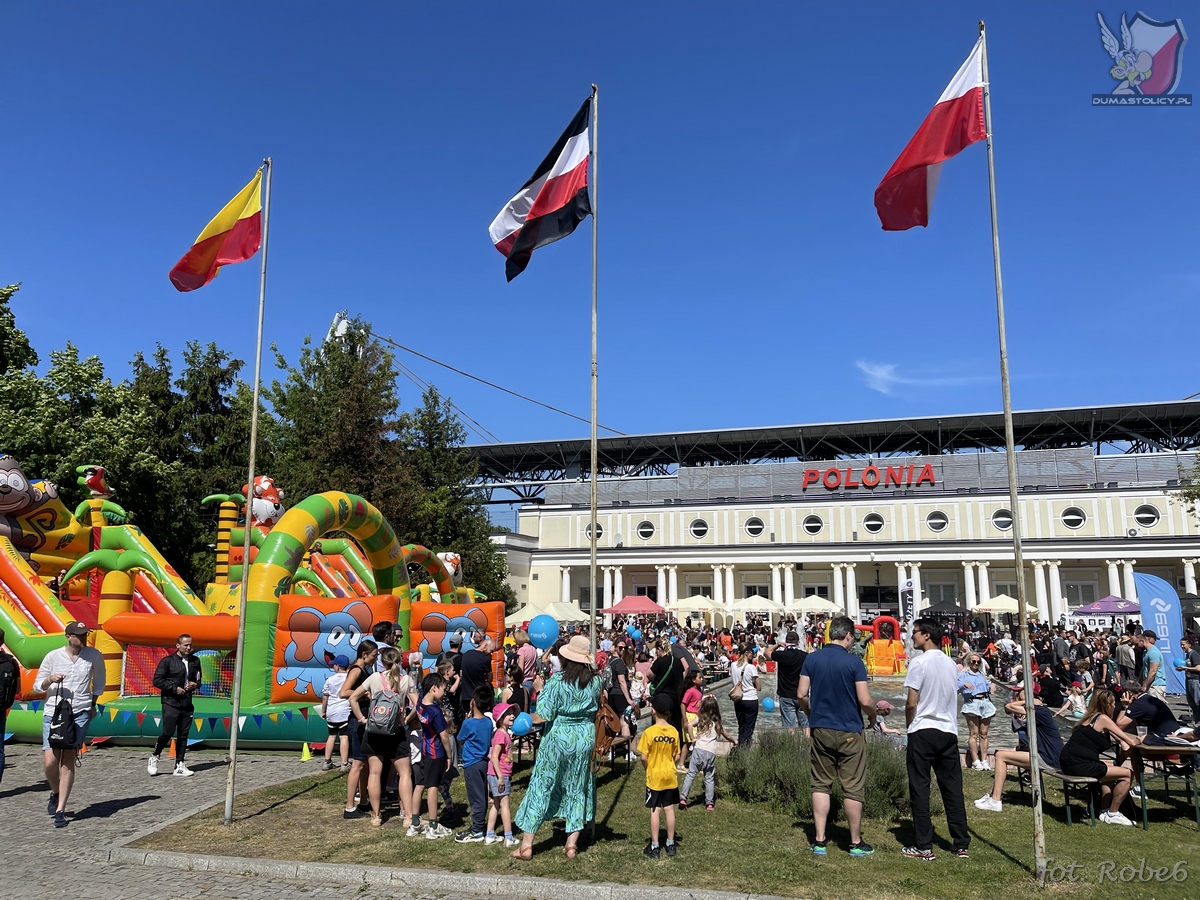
top-left (1129, 785), bottom-right (1143, 799)
top-left (484, 835), bottom-right (502, 845)
top-left (974, 795), bottom-right (1002, 812)
top-left (1100, 810), bottom-right (1134, 826)
top-left (504, 836), bottom-right (518, 848)
top-left (425, 823), bottom-right (452, 840)
top-left (173, 763), bottom-right (195, 777)
top-left (971, 760), bottom-right (985, 771)
top-left (405, 823), bottom-right (425, 837)
top-left (147, 755), bottom-right (159, 776)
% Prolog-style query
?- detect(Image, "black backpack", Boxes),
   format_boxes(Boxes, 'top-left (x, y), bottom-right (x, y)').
top-left (0, 651), bottom-right (18, 711)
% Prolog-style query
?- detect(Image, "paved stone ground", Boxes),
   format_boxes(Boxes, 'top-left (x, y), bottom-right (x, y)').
top-left (0, 744), bottom-right (530, 900)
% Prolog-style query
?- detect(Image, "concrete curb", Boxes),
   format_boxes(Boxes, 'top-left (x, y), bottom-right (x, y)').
top-left (95, 846), bottom-right (791, 900)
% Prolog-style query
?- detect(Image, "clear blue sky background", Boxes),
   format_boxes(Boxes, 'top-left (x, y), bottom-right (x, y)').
top-left (3, 3), bottom-right (1197, 445)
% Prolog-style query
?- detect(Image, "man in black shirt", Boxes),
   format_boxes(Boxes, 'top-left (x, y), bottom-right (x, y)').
top-left (1117, 683), bottom-right (1180, 745)
top-left (459, 634), bottom-right (495, 718)
top-left (148, 634), bottom-right (202, 777)
top-left (766, 631), bottom-right (808, 735)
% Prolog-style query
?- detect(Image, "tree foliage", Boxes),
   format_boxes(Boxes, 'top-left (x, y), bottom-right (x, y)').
top-left (1, 299), bottom-right (513, 603)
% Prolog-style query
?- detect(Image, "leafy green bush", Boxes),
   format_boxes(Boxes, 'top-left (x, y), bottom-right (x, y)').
top-left (723, 731), bottom-right (941, 823)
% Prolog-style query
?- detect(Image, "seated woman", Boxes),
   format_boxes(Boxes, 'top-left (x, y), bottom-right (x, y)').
top-left (1057, 689), bottom-right (1140, 826)
top-left (974, 684), bottom-right (1063, 812)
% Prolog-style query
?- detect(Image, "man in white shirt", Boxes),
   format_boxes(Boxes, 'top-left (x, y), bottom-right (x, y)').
top-left (902, 617), bottom-right (969, 861)
top-left (35, 621), bottom-right (105, 828)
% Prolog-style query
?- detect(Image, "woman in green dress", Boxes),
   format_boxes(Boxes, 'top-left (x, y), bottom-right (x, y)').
top-left (511, 635), bottom-right (601, 859)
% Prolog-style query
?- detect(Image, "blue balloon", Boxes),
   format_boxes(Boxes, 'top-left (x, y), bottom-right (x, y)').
top-left (669, 636), bottom-right (677, 644)
top-left (626, 623), bottom-right (638, 636)
top-left (761, 697), bottom-right (776, 712)
top-left (1174, 657), bottom-right (1188, 669)
top-left (512, 712), bottom-right (534, 737)
top-left (631, 628), bottom-right (642, 641)
top-left (528, 615), bottom-right (560, 650)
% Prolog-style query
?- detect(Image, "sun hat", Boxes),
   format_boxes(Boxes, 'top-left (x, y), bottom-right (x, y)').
top-left (875, 700), bottom-right (895, 713)
top-left (558, 635), bottom-right (594, 666)
top-left (491, 702), bottom-right (516, 724)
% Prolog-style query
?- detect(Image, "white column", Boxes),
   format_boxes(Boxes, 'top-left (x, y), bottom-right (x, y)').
top-left (783, 563), bottom-right (795, 608)
top-left (963, 561), bottom-right (977, 609)
top-left (711, 565), bottom-right (723, 605)
top-left (613, 566), bottom-right (623, 603)
top-left (895, 562), bottom-right (907, 603)
top-left (1106, 560), bottom-right (1122, 598)
top-left (1032, 561), bottom-right (1049, 623)
top-left (560, 566), bottom-right (572, 605)
top-left (725, 565), bottom-right (735, 604)
top-left (602, 566), bottom-right (613, 606)
top-left (910, 562), bottom-right (922, 611)
top-left (832, 563), bottom-right (845, 610)
top-left (1122, 560), bottom-right (1138, 603)
top-left (977, 561), bottom-right (991, 606)
top-left (845, 563), bottom-right (858, 619)
top-left (1185, 559), bottom-right (1198, 596)
top-left (1048, 560), bottom-right (1064, 622)
top-left (770, 564), bottom-right (783, 606)
top-left (656, 565), bottom-right (668, 606)
top-left (668, 565), bottom-right (679, 605)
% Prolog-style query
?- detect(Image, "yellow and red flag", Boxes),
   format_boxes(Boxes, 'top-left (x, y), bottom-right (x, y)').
top-left (169, 171), bottom-right (263, 292)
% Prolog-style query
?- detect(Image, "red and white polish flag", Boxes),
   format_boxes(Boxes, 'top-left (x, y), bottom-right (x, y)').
top-left (874, 37), bottom-right (986, 231)
top-left (490, 97), bottom-right (592, 281)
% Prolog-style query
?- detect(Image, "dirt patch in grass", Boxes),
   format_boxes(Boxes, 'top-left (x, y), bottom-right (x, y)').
top-left (135, 759), bottom-right (1199, 900)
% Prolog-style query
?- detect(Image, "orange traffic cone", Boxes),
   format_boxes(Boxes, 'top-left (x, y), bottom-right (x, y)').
top-left (169, 739), bottom-right (177, 758)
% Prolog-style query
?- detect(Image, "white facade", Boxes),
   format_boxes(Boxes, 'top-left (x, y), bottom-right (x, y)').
top-left (493, 447), bottom-right (1200, 623)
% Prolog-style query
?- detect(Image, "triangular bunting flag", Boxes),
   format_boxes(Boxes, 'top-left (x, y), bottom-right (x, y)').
top-left (299, 707), bottom-right (308, 721)
top-left (283, 710), bottom-right (293, 723)
top-left (31, 700), bottom-right (42, 712)
top-left (207, 717), bottom-right (218, 732)
top-left (254, 714), bottom-right (264, 729)
top-left (222, 717), bottom-right (231, 732)
top-left (96, 703), bottom-right (105, 716)
top-left (153, 716), bottom-right (161, 727)
top-left (269, 713), bottom-right (278, 724)
top-left (121, 710), bottom-right (133, 723)
top-left (108, 707), bottom-right (119, 722)
top-left (238, 715), bottom-right (247, 731)
top-left (136, 712), bottom-right (146, 726)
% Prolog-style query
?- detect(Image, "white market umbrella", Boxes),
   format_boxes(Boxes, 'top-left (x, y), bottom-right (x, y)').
top-left (505, 604), bottom-right (548, 626)
top-left (539, 601), bottom-right (592, 623)
top-left (791, 596), bottom-right (841, 614)
top-left (670, 595), bottom-right (722, 613)
top-left (732, 595), bottom-right (785, 614)
top-left (974, 594), bottom-right (1038, 615)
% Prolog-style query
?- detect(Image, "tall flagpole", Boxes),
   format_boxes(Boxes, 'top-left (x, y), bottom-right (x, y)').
top-left (979, 23), bottom-right (1047, 881)
top-left (224, 156), bottom-right (272, 825)
top-left (588, 84), bottom-right (599, 656)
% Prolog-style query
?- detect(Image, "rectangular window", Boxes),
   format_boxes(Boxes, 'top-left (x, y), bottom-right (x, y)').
top-left (744, 584), bottom-right (769, 598)
top-left (802, 585), bottom-right (830, 598)
top-left (993, 582), bottom-right (1018, 599)
top-left (926, 583), bottom-right (957, 605)
top-left (1064, 582), bottom-right (1096, 607)
top-left (688, 585), bottom-right (712, 597)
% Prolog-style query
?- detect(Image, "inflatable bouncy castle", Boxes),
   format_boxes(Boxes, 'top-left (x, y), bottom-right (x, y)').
top-left (0, 455), bottom-right (502, 746)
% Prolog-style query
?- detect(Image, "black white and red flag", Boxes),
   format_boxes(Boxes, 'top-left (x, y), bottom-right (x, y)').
top-left (489, 97), bottom-right (592, 281)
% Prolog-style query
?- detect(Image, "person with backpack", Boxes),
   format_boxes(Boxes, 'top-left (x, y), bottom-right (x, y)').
top-left (348, 646), bottom-right (417, 827)
top-left (338, 639), bottom-right (379, 819)
top-left (35, 621), bottom-right (105, 828)
top-left (0, 627), bottom-right (20, 786)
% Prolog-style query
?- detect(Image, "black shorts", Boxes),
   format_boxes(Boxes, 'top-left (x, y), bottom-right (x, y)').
top-left (411, 759), bottom-right (425, 786)
top-left (645, 787), bottom-right (680, 809)
top-left (422, 754), bottom-right (448, 788)
top-left (327, 720), bottom-right (351, 737)
top-left (350, 721), bottom-right (369, 762)
top-left (362, 728), bottom-right (409, 761)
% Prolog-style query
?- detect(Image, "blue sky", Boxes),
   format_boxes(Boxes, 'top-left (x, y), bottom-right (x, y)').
top-left (3, 3), bottom-right (1197, 445)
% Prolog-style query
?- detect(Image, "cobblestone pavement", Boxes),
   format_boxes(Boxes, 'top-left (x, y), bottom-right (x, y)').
top-left (0, 744), bottom-right (528, 900)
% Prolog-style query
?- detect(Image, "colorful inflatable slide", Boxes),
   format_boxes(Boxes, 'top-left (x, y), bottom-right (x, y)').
top-left (0, 456), bottom-right (503, 746)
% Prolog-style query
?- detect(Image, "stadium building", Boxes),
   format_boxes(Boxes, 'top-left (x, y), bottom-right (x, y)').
top-left (475, 402), bottom-right (1200, 626)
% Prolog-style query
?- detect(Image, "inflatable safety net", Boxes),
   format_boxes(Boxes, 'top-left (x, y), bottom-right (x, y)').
top-left (122, 645), bottom-right (236, 699)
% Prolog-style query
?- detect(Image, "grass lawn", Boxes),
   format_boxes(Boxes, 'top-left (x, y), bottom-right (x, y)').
top-left (136, 755), bottom-right (1199, 900)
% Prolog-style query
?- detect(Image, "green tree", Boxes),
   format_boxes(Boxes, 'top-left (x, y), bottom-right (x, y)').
top-left (399, 386), bottom-right (516, 608)
top-left (0, 284), bottom-right (38, 376)
top-left (265, 316), bottom-right (415, 533)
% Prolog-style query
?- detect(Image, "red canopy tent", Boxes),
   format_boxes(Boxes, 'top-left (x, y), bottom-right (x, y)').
top-left (600, 595), bottom-right (664, 615)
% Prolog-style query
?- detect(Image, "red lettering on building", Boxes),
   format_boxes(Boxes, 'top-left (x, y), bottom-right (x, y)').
top-left (844, 467), bottom-right (860, 488)
top-left (802, 469), bottom-right (821, 489)
top-left (796, 463), bottom-right (936, 490)
top-left (861, 465), bottom-right (881, 488)
top-left (915, 464), bottom-right (935, 486)
top-left (823, 468), bottom-right (842, 489)
top-left (885, 466), bottom-right (905, 486)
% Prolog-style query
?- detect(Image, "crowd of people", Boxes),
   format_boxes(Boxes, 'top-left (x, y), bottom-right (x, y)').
top-left (3, 607), bottom-right (1197, 863)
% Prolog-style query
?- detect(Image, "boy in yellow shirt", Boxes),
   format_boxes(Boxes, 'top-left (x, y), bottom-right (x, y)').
top-left (638, 693), bottom-right (681, 858)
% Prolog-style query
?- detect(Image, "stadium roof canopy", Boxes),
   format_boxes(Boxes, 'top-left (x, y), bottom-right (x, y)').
top-left (468, 401), bottom-right (1200, 495)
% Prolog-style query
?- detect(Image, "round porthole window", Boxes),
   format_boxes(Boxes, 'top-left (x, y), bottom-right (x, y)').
top-left (1133, 505), bottom-right (1160, 528)
top-left (689, 519), bottom-right (709, 539)
top-left (802, 515), bottom-right (823, 535)
top-left (744, 516), bottom-right (766, 537)
top-left (636, 520), bottom-right (655, 540)
top-left (991, 508), bottom-right (1013, 531)
top-left (1060, 506), bottom-right (1087, 530)
top-left (925, 510), bottom-right (948, 533)
top-left (862, 512), bottom-right (884, 534)
top-left (584, 522), bottom-right (603, 540)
